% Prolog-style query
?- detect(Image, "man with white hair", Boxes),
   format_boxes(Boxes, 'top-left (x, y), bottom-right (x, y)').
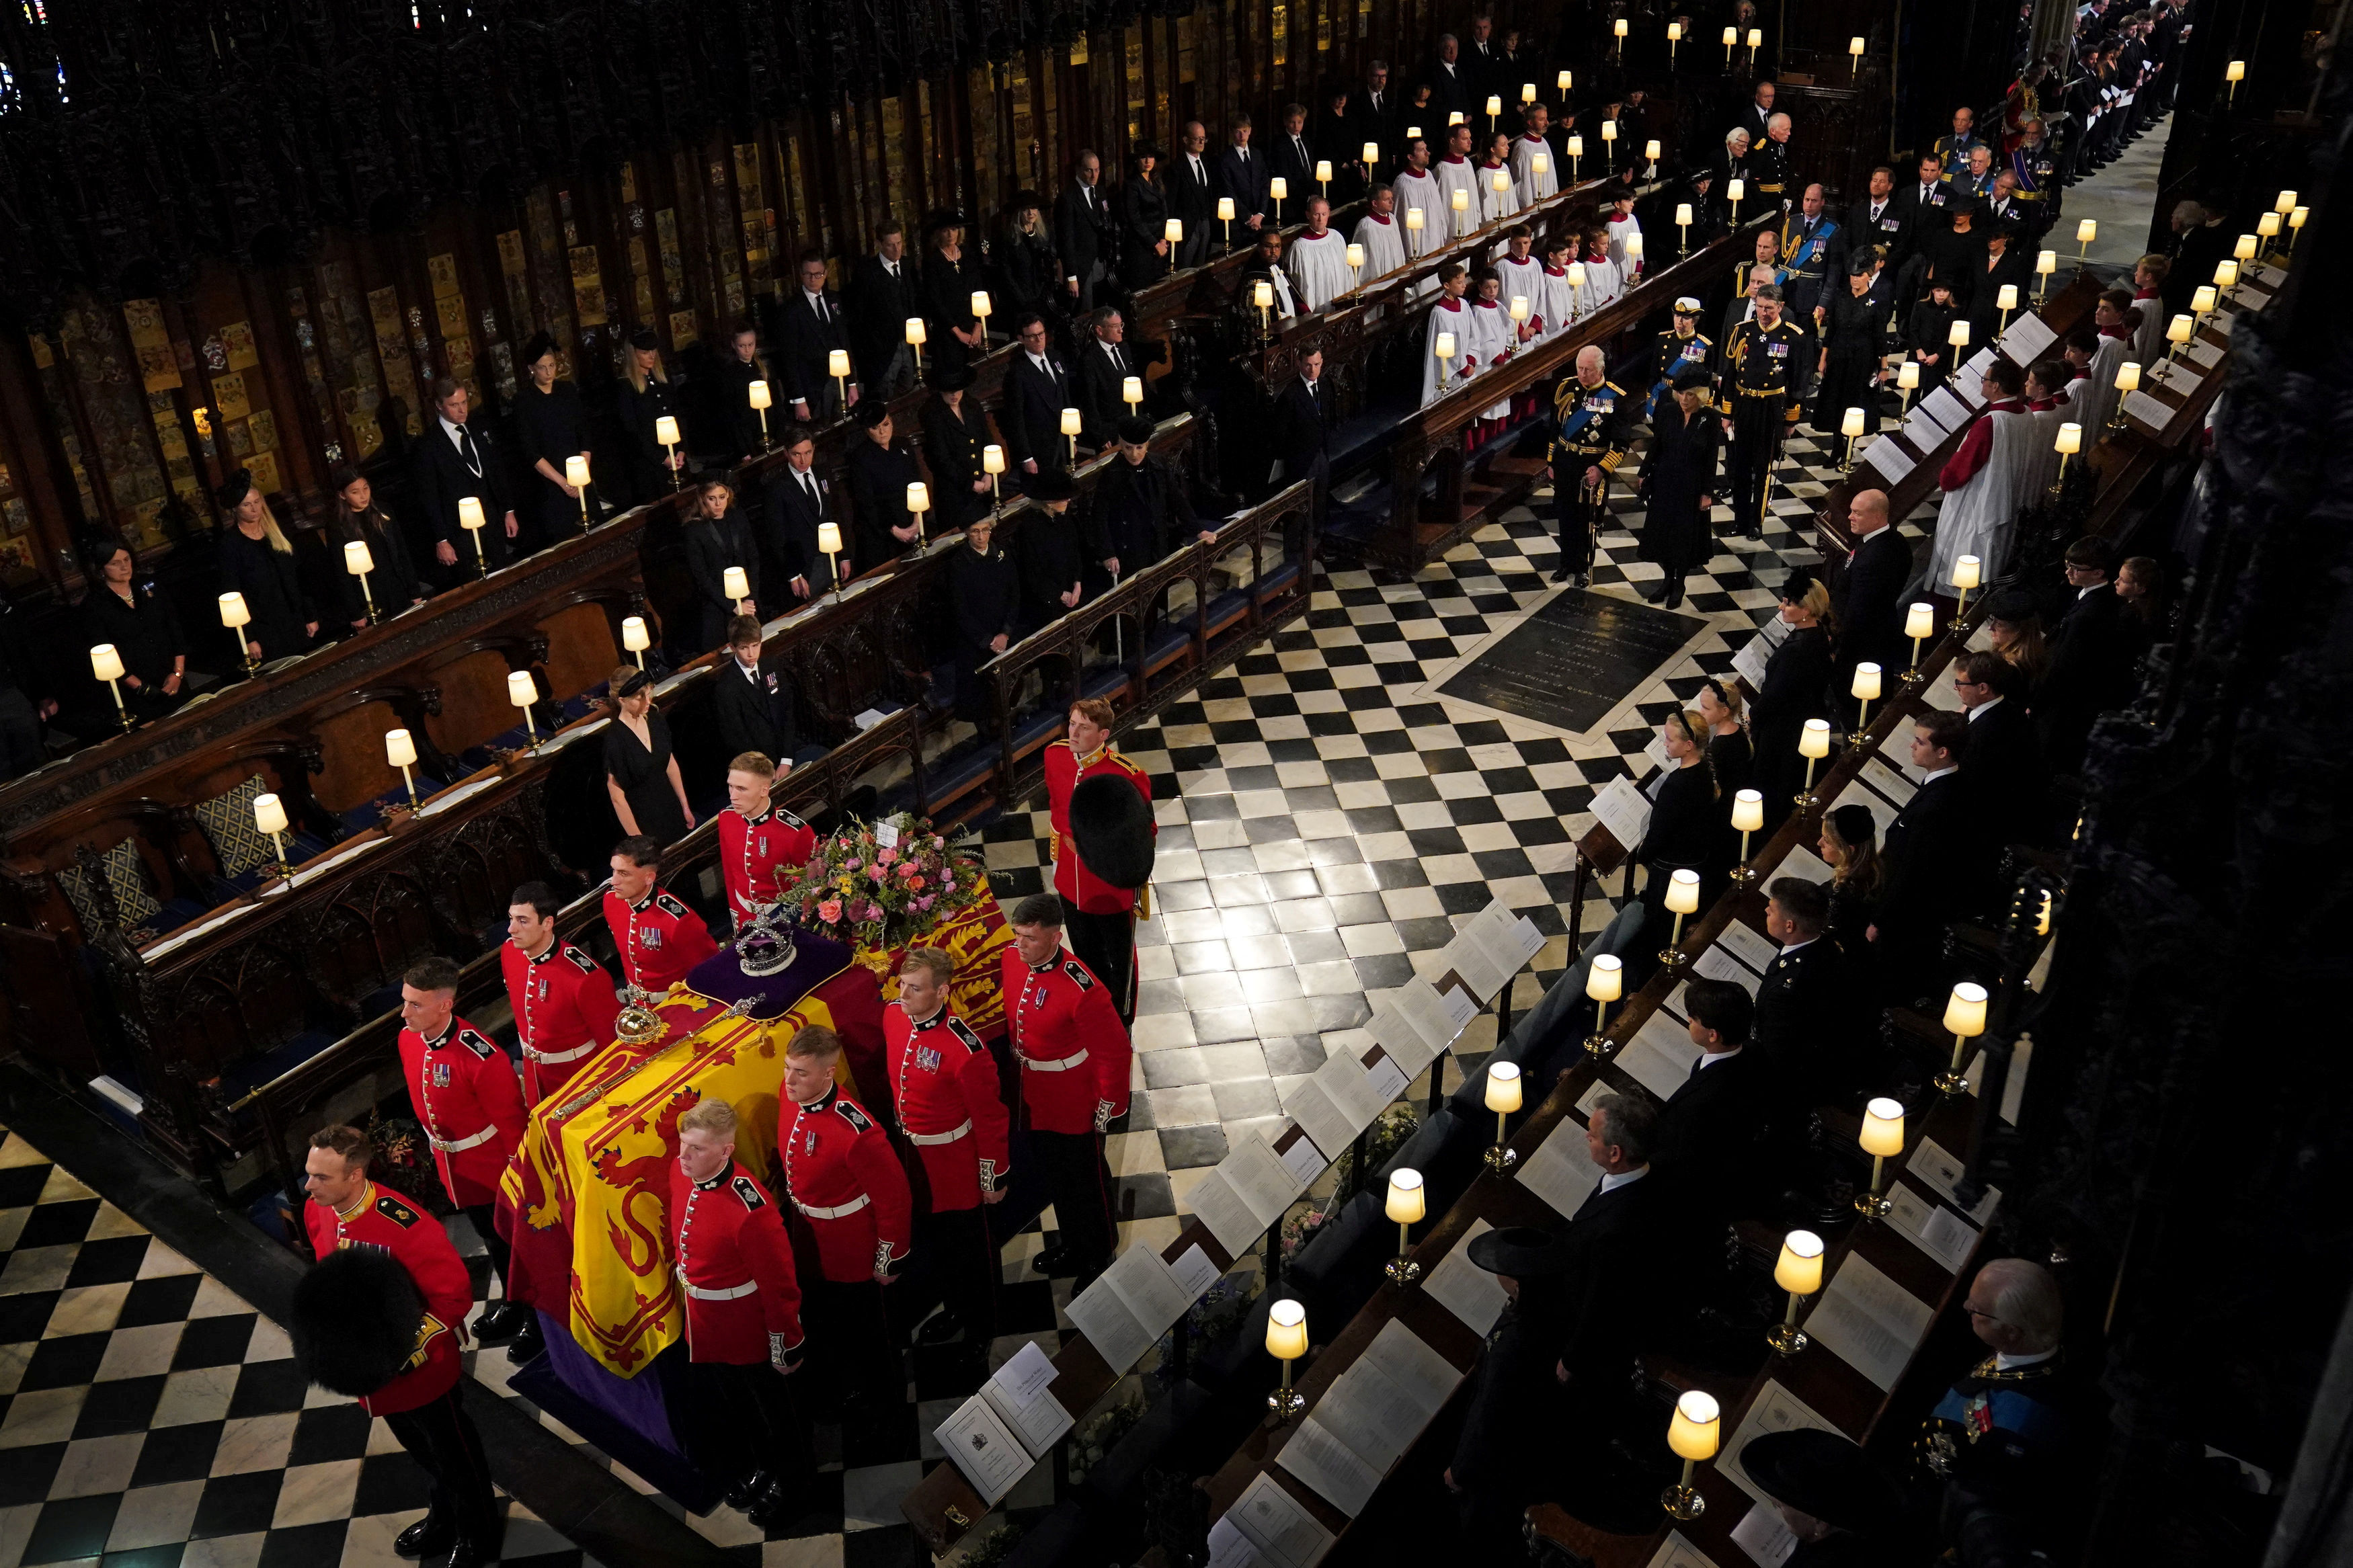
top-left (1751, 112), bottom-right (1795, 204)
top-left (1921, 1257), bottom-right (2078, 1555)
top-left (1546, 345), bottom-right (1635, 586)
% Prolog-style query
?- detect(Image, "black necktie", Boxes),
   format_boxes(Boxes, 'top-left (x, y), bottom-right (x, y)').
top-left (800, 471), bottom-right (817, 509)
top-left (457, 424), bottom-right (481, 477)
top-left (1687, 1057), bottom-right (1706, 1083)
top-left (813, 294), bottom-right (828, 324)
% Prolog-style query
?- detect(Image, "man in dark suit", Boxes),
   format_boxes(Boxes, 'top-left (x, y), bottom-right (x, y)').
top-left (1445, 1223), bottom-right (1573, 1553)
top-left (701, 320), bottom-right (771, 462)
top-left (762, 431), bottom-right (839, 597)
top-left (1167, 121), bottom-right (1221, 266)
top-left (1349, 63), bottom-right (1401, 158)
top-left (2040, 536), bottom-right (2136, 772)
top-left (1756, 878), bottom-right (1868, 1107)
top-left (411, 378), bottom-right (522, 579)
top-left (1094, 417), bottom-right (1211, 589)
top-left (1654, 980), bottom-right (1780, 1223)
top-left (1873, 712), bottom-right (1979, 1007)
top-left (1002, 313), bottom-right (1079, 480)
top-left (846, 220), bottom-right (920, 397)
top-left (779, 251), bottom-right (857, 425)
top-left (1053, 151), bottom-right (1116, 315)
top-left (1217, 116), bottom-right (1271, 246)
top-left (1275, 348), bottom-right (1331, 559)
top-left (1462, 13), bottom-right (1503, 103)
top-left (710, 616), bottom-right (805, 767)
top-left (1886, 152), bottom-right (1955, 304)
top-left (1833, 487), bottom-right (1913, 718)
top-left (1427, 34), bottom-right (1475, 122)
top-left (1270, 102), bottom-right (1320, 214)
top-left (1074, 307), bottom-right (1143, 450)
top-left (1954, 647), bottom-right (2049, 848)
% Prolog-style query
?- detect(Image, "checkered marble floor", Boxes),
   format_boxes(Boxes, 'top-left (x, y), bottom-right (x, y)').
top-left (0, 1124), bottom-right (586, 1568)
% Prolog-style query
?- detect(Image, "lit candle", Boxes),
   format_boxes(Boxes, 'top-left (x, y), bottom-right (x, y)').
top-left (1482, 1059), bottom-right (1521, 1169)
top-left (253, 791), bottom-right (290, 874)
top-left (2225, 58), bottom-right (2245, 83)
top-left (982, 444), bottom-right (1006, 476)
top-left (2055, 423), bottom-right (2081, 456)
top-left (344, 540), bottom-right (374, 577)
top-left (1491, 167), bottom-right (1511, 194)
top-left (2233, 233), bottom-right (2258, 261)
top-left (1583, 952), bottom-right (1622, 1056)
top-left (1060, 407), bottom-right (1082, 462)
top-left (904, 317), bottom-right (926, 346)
top-left (1362, 140), bottom-right (1380, 167)
top-left (91, 644), bottom-right (124, 684)
top-left (1898, 361), bottom-right (1919, 390)
top-left (1521, 82), bottom-right (1536, 104)
top-left (1840, 407), bottom-right (1866, 439)
top-left (1433, 331), bottom-right (1455, 359)
top-left (1508, 294), bottom-right (1528, 322)
top-left (1727, 177), bottom-right (1745, 204)
top-left (1565, 261), bottom-right (1586, 290)
top-left (2167, 314), bottom-right (2194, 347)
top-left (1601, 119), bottom-right (1618, 144)
top-left (1747, 28), bottom-right (1763, 49)
top-left (1857, 1097), bottom-right (1905, 1215)
top-left (1722, 24), bottom-right (1739, 57)
top-left (1345, 242), bottom-right (1365, 270)
top-left (456, 496), bottom-right (485, 533)
top-left (1997, 284), bottom-right (2018, 313)
top-left (621, 616), bottom-right (649, 667)
top-left (1448, 110), bottom-right (1465, 126)
top-left (2077, 217), bottom-right (2098, 247)
top-left (2191, 284), bottom-right (2218, 315)
top-left (1315, 159), bottom-right (1332, 188)
top-left (1613, 17), bottom-right (1627, 37)
top-left (1486, 94), bottom-right (1503, 120)
top-left (1269, 175), bottom-right (1287, 201)
top-left (2290, 206), bottom-right (2309, 231)
top-left (386, 728), bottom-right (417, 768)
top-left (1451, 188), bottom-right (1469, 214)
top-left (2276, 189), bottom-right (2298, 214)
top-left (653, 415), bottom-right (679, 449)
top-left (1567, 134), bottom-right (1584, 159)
top-left (1667, 22), bottom-right (1681, 42)
top-left (1768, 1230), bottom-right (1824, 1352)
top-left (1164, 218), bottom-right (1184, 245)
top-left (746, 381), bottom-right (770, 413)
top-left (1122, 375), bottom-right (1144, 406)
top-left (969, 291), bottom-right (992, 321)
top-left (2215, 259), bottom-right (2239, 289)
top-left (1663, 1391), bottom-right (1720, 1518)
top-left (2256, 212), bottom-right (2280, 239)
top-left (1644, 138), bottom-right (1661, 165)
top-left (1405, 207), bottom-right (1425, 233)
top-left (2113, 362), bottom-right (2141, 394)
top-left (508, 669), bottom-right (539, 745)
top-left (1532, 153), bottom-right (1549, 175)
top-left (1384, 1168), bottom-right (1426, 1284)
top-left (1558, 69), bottom-right (1571, 93)
top-left (1675, 202), bottom-right (1693, 226)
top-left (1948, 319), bottom-right (1970, 349)
top-left (905, 483), bottom-right (929, 526)
top-left (723, 565), bottom-right (750, 604)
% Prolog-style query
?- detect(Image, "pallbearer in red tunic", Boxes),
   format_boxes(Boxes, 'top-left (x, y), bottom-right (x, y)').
top-left (886, 946), bottom-right (1010, 1368)
top-left (779, 1026), bottom-right (913, 1419)
top-left (301, 1125), bottom-right (500, 1565)
top-left (1001, 894), bottom-right (1133, 1280)
top-left (1043, 696), bottom-right (1154, 1022)
top-left (602, 834), bottom-right (719, 997)
top-left (395, 956), bottom-right (532, 1348)
top-left (669, 1098), bottom-right (814, 1525)
top-left (717, 752), bottom-right (816, 932)
top-left (500, 881), bottom-right (621, 1106)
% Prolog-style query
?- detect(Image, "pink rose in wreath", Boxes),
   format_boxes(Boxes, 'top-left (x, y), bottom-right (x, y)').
top-left (817, 899), bottom-right (843, 923)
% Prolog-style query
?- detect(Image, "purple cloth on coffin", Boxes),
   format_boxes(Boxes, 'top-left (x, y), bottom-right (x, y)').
top-left (682, 923), bottom-right (856, 1020)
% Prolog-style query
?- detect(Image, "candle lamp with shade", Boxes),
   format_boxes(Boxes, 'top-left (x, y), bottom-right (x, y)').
top-left (1521, 81), bottom-right (1537, 106)
top-left (2034, 247), bottom-right (2057, 303)
top-left (2075, 218), bottom-right (2097, 266)
top-left (1567, 135), bottom-right (1583, 183)
top-left (1948, 319), bottom-right (1970, 360)
top-left (1996, 283), bottom-right (2018, 335)
top-left (621, 615), bottom-right (650, 670)
top-left (1795, 718), bottom-right (1833, 810)
top-left (1601, 119), bottom-right (1618, 171)
top-left (1667, 22), bottom-right (1681, 63)
top-left (2290, 204), bottom-right (2308, 255)
top-left (2051, 423), bottom-right (2081, 496)
top-left (1451, 187), bottom-right (1470, 226)
top-left (456, 495), bottom-right (490, 575)
top-left (565, 454), bottom-right (594, 530)
top-left (747, 381), bottom-right (772, 452)
top-left (1663, 1391), bottom-right (1720, 1520)
top-left (1060, 408), bottom-right (1083, 466)
top-left (1164, 218), bottom-right (1185, 257)
top-left (1953, 553), bottom-right (1983, 620)
top-left (2232, 233), bottom-right (2258, 265)
top-left (969, 291), bottom-right (993, 345)
top-left (1218, 196), bottom-right (1236, 249)
top-left (344, 540), bottom-right (379, 624)
top-left (1361, 141), bottom-right (1380, 175)
top-left (1611, 17), bottom-right (1628, 57)
top-left (1558, 68), bottom-right (1572, 93)
top-left (386, 727), bottom-right (420, 808)
top-left (1488, 165), bottom-right (1511, 220)
top-left (1903, 601), bottom-right (1936, 683)
top-left (1936, 981), bottom-right (1989, 1095)
top-left (1767, 1231), bottom-right (1825, 1354)
top-left (904, 483), bottom-right (930, 548)
top-left (1384, 1169), bottom-right (1426, 1285)
top-left (723, 565), bottom-right (752, 614)
top-left (1847, 662), bottom-right (1882, 749)
top-left (1675, 202), bottom-right (1693, 255)
top-left (1345, 242), bottom-right (1366, 296)
top-left (1265, 1300), bottom-right (1308, 1421)
top-left (1485, 93), bottom-right (1502, 133)
top-left (1644, 138), bottom-right (1661, 180)
top-left (1433, 330), bottom-right (1455, 388)
top-left (1121, 376), bottom-right (1145, 415)
top-left (1747, 27), bottom-right (1763, 63)
top-left (826, 349), bottom-right (852, 415)
top-left (1722, 25), bottom-right (1738, 64)
top-left (653, 416), bottom-right (682, 489)
top-left (1482, 1061), bottom-right (1521, 1171)
top-left (253, 791), bottom-right (293, 882)
top-left (1848, 34), bottom-right (1865, 79)
top-left (90, 645), bottom-right (132, 733)
top-left (219, 591), bottom-right (260, 675)
top-left (1269, 175), bottom-right (1287, 226)
top-left (1839, 406), bottom-right (1866, 471)
top-left (1856, 1097), bottom-right (1905, 1218)
top-left (2225, 58), bottom-right (2244, 103)
top-left (982, 445), bottom-right (1006, 514)
top-left (817, 521), bottom-right (844, 599)
top-left (2158, 313), bottom-right (2194, 381)
top-left (1584, 953), bottom-right (1622, 1057)
top-left (1624, 232), bottom-right (1644, 275)
top-left (1316, 159), bottom-right (1333, 198)
top-left (508, 669), bottom-right (541, 749)
top-left (1729, 789), bottom-right (1765, 884)
top-left (1727, 175), bottom-right (1743, 222)
top-left (2107, 362), bottom-right (2140, 431)
top-left (905, 316), bottom-right (926, 375)
top-left (2215, 259), bottom-right (2241, 308)
top-left (1897, 359), bottom-right (1920, 417)
top-left (1658, 868), bottom-right (1702, 969)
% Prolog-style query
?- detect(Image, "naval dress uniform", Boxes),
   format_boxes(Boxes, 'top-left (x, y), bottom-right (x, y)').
top-left (886, 1002), bottom-right (1012, 1352)
top-left (1722, 314), bottom-right (1805, 537)
top-left (1548, 375), bottom-right (1638, 584)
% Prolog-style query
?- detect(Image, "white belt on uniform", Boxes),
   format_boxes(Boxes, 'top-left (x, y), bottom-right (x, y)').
top-left (429, 1126), bottom-right (499, 1153)
top-left (522, 1040), bottom-right (595, 1065)
top-left (904, 1119), bottom-right (972, 1147)
top-left (1018, 1049), bottom-right (1088, 1073)
top-left (674, 1268), bottom-right (759, 1301)
top-left (793, 1193), bottom-right (872, 1220)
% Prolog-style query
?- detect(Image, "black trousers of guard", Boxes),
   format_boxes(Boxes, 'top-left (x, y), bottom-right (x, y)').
top-left (680, 1358), bottom-right (813, 1491)
top-left (1554, 462), bottom-right (1609, 577)
top-left (1728, 401), bottom-right (1787, 534)
top-left (916, 1202), bottom-right (1000, 1346)
top-left (801, 1278), bottom-right (897, 1413)
top-left (1031, 1126), bottom-right (1116, 1270)
top-left (458, 1204), bottom-right (514, 1297)
top-left (1063, 905), bottom-right (1137, 1024)
top-left (384, 1383), bottom-right (500, 1544)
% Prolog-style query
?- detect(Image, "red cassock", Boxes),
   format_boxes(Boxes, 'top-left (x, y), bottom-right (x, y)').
top-left (718, 805), bottom-right (816, 928)
top-left (602, 885), bottom-right (720, 994)
top-left (1000, 947), bottom-right (1133, 1135)
top-left (398, 1018), bottom-right (528, 1208)
top-left (667, 1159), bottom-right (805, 1364)
top-left (304, 1184), bottom-right (473, 1415)
top-left (779, 1087), bottom-right (913, 1283)
top-left (1043, 741), bottom-right (1154, 915)
top-left (884, 1003), bottom-right (1012, 1212)
top-left (500, 940), bottom-right (622, 1104)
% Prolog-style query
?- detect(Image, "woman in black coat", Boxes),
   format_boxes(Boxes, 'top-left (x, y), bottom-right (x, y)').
top-left (325, 466), bottom-right (427, 630)
top-left (680, 479), bottom-right (761, 652)
top-left (613, 329), bottom-right (684, 506)
top-left (1117, 147), bottom-right (1172, 290)
top-left (921, 366), bottom-right (997, 531)
top-left (81, 541), bottom-right (188, 719)
top-left (998, 195), bottom-right (1063, 327)
top-left (921, 220), bottom-right (987, 382)
top-left (1906, 281), bottom-right (1960, 397)
top-left (1750, 572), bottom-right (1837, 831)
top-left (1634, 710), bottom-right (1725, 981)
top-left (947, 515), bottom-right (1020, 721)
top-left (1813, 267), bottom-right (1890, 435)
top-left (1698, 677), bottom-right (1754, 803)
top-left (512, 333), bottom-right (596, 539)
top-left (214, 470), bottom-right (317, 665)
top-left (1636, 369), bottom-right (1720, 610)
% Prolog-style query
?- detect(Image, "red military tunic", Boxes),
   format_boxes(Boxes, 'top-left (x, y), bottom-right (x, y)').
top-left (718, 804), bottom-right (816, 929)
top-left (602, 884), bottom-right (719, 994)
top-left (884, 1003), bottom-right (1012, 1212)
top-left (667, 1158), bottom-right (805, 1365)
top-left (501, 938), bottom-right (622, 1104)
top-left (1000, 946), bottom-right (1133, 1135)
top-left (1043, 740), bottom-right (1154, 915)
top-left (304, 1182), bottom-right (473, 1415)
top-left (398, 1017), bottom-right (528, 1208)
top-left (779, 1086), bottom-right (913, 1284)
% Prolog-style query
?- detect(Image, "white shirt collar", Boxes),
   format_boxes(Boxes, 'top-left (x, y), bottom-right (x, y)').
top-left (1777, 936), bottom-right (1819, 957)
top-left (1967, 694), bottom-right (2005, 720)
top-left (1030, 351), bottom-right (1051, 372)
top-left (804, 287), bottom-right (824, 306)
top-left (1995, 1348), bottom-right (2058, 1371)
top-left (1921, 764), bottom-right (1960, 784)
top-left (1597, 1166), bottom-right (1648, 1195)
top-left (1698, 1046), bottom-right (1744, 1069)
top-left (440, 414), bottom-right (467, 445)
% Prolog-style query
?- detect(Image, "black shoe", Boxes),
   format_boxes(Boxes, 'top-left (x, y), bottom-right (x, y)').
top-left (1551, 565), bottom-right (1574, 584)
top-left (474, 1301), bottom-right (529, 1344)
top-left (395, 1518), bottom-right (453, 1559)
top-left (1031, 1246), bottom-right (1073, 1276)
top-left (1635, 580), bottom-right (1667, 602)
top-left (1572, 571), bottom-right (1591, 588)
top-left (506, 1319), bottom-right (547, 1365)
top-left (726, 1469), bottom-right (777, 1512)
top-left (748, 1477), bottom-right (817, 1530)
top-left (1665, 586), bottom-right (1686, 610)
top-left (1743, 522), bottom-right (1764, 540)
top-left (440, 1538), bottom-right (491, 1568)
top-left (916, 1311), bottom-right (965, 1347)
